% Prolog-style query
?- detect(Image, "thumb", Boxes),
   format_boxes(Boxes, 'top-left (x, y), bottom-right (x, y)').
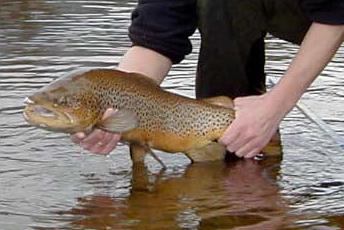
top-left (102, 108), bottom-right (118, 120)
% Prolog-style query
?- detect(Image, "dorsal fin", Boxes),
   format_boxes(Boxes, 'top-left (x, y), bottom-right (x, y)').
top-left (201, 96), bottom-right (234, 109)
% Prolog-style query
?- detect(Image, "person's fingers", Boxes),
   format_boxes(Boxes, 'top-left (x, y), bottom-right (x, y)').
top-left (70, 132), bottom-right (86, 144)
top-left (71, 108), bottom-right (121, 154)
top-left (234, 133), bottom-right (269, 158)
top-left (88, 133), bottom-right (120, 155)
top-left (235, 141), bottom-right (260, 158)
top-left (97, 134), bottom-right (121, 155)
top-left (221, 113), bottom-right (246, 152)
top-left (87, 132), bottom-right (113, 154)
top-left (80, 129), bottom-right (105, 150)
top-left (101, 132), bottom-right (116, 145)
top-left (226, 132), bottom-right (252, 153)
top-left (218, 122), bottom-right (241, 152)
top-left (102, 108), bottom-right (117, 119)
top-left (244, 149), bottom-right (262, 159)
top-left (219, 103), bottom-right (241, 151)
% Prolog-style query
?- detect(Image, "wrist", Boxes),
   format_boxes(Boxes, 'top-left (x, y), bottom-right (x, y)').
top-left (263, 88), bottom-right (297, 121)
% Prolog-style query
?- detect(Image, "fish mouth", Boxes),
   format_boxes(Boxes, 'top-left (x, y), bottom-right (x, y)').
top-left (23, 97), bottom-right (74, 130)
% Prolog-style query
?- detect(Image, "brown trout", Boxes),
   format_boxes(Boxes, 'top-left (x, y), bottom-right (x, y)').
top-left (23, 69), bottom-right (280, 166)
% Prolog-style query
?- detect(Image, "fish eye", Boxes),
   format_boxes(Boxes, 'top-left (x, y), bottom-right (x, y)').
top-left (57, 96), bottom-right (67, 105)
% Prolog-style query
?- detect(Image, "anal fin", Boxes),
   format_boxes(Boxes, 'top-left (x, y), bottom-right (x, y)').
top-left (185, 142), bottom-right (226, 163)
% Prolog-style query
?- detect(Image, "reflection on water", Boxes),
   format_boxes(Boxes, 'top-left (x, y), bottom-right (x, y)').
top-left (59, 158), bottom-right (292, 230)
top-left (0, 0), bottom-right (344, 229)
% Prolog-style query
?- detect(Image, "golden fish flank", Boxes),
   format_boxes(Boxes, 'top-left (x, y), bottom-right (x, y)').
top-left (23, 69), bottom-right (280, 165)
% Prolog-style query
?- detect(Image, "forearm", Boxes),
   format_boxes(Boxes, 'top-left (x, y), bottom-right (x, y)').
top-left (118, 46), bottom-right (172, 84)
top-left (268, 22), bottom-right (344, 115)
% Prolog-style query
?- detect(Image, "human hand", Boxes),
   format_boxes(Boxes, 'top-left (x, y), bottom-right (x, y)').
top-left (219, 94), bottom-right (285, 158)
top-left (71, 108), bottom-right (121, 155)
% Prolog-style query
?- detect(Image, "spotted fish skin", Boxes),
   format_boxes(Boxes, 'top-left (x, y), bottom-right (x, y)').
top-left (24, 69), bottom-right (235, 161)
top-left (83, 69), bottom-right (234, 153)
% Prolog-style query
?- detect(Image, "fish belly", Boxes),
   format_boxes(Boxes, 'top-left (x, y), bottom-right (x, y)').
top-left (122, 128), bottom-right (211, 153)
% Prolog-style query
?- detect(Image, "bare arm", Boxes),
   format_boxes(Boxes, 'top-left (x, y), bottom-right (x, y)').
top-left (71, 46), bottom-right (172, 154)
top-left (219, 22), bottom-right (344, 158)
top-left (118, 46), bottom-right (172, 84)
top-left (269, 23), bottom-right (344, 115)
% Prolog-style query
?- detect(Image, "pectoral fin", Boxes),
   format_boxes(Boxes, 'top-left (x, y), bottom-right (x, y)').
top-left (185, 142), bottom-right (226, 163)
top-left (202, 96), bottom-right (234, 109)
top-left (97, 109), bottom-right (138, 133)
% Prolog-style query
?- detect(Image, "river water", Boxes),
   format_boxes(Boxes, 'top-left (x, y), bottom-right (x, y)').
top-left (1, 1), bottom-right (344, 229)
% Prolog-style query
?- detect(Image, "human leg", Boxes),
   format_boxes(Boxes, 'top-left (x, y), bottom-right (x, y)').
top-left (196, 0), bottom-right (267, 99)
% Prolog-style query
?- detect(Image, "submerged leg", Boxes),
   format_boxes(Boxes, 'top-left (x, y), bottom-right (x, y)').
top-left (196, 0), bottom-right (267, 99)
top-left (196, 0), bottom-right (310, 100)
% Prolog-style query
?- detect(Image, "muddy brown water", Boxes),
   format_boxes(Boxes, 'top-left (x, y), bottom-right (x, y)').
top-left (1, 1), bottom-right (344, 229)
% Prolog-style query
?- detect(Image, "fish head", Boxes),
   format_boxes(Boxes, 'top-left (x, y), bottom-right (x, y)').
top-left (23, 72), bottom-right (102, 133)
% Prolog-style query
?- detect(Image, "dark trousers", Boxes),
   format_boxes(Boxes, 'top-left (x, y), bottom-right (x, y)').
top-left (196, 0), bottom-right (311, 99)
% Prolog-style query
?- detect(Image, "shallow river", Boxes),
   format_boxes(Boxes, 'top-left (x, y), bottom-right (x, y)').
top-left (1, 1), bottom-right (344, 229)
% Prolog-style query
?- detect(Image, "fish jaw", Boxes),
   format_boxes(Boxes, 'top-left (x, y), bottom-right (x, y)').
top-left (23, 97), bottom-right (91, 133)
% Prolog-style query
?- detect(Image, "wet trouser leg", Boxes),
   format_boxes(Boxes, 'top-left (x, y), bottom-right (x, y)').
top-left (196, 0), bottom-right (311, 99)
